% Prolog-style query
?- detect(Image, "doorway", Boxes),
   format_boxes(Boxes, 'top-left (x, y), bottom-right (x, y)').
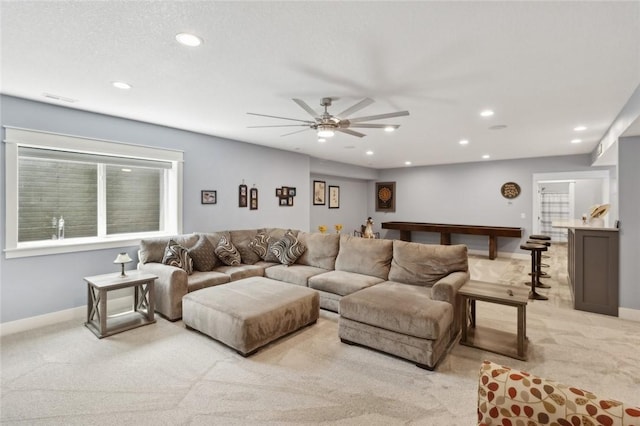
top-left (532, 170), bottom-right (610, 241)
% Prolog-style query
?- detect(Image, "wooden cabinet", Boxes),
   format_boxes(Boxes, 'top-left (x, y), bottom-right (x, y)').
top-left (567, 227), bottom-right (619, 316)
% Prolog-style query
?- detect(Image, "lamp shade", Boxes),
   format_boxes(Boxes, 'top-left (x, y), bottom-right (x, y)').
top-left (114, 252), bottom-right (132, 264)
top-left (317, 126), bottom-right (335, 138)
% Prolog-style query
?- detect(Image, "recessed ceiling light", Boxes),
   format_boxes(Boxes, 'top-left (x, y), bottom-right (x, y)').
top-left (480, 110), bottom-right (494, 117)
top-left (574, 126), bottom-right (587, 132)
top-left (176, 32), bottom-right (203, 47)
top-left (318, 138), bottom-right (326, 143)
top-left (404, 161), bottom-right (412, 166)
top-left (112, 81), bottom-right (131, 90)
top-left (384, 126), bottom-right (396, 132)
top-left (366, 150), bottom-right (374, 155)
top-left (571, 139), bottom-right (582, 144)
top-left (459, 139), bottom-right (469, 145)
top-left (482, 154), bottom-right (491, 159)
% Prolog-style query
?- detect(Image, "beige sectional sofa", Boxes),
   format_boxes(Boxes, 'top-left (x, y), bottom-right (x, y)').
top-left (138, 227), bottom-right (470, 368)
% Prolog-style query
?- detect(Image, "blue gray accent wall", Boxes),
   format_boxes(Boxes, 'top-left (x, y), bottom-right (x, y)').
top-left (0, 95), bottom-right (311, 322)
top-left (618, 136), bottom-right (640, 310)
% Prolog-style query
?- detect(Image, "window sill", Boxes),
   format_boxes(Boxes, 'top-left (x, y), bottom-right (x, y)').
top-left (4, 232), bottom-right (176, 259)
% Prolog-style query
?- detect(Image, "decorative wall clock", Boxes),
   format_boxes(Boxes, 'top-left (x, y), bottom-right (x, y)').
top-left (501, 182), bottom-right (521, 199)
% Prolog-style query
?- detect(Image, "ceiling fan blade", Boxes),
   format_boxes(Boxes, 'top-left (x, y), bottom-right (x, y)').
top-left (337, 98), bottom-right (374, 118)
top-left (348, 124), bottom-right (400, 129)
top-left (247, 112), bottom-right (314, 124)
top-left (349, 111), bottom-right (410, 123)
top-left (281, 128), bottom-right (311, 137)
top-left (248, 124), bottom-right (310, 128)
top-left (292, 98), bottom-right (320, 119)
top-left (336, 128), bottom-right (366, 138)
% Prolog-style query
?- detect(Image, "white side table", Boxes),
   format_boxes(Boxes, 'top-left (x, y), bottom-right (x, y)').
top-left (84, 270), bottom-right (157, 338)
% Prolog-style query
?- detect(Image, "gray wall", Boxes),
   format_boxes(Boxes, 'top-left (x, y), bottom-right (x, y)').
top-left (618, 136), bottom-right (640, 310)
top-left (368, 156), bottom-right (612, 254)
top-left (0, 95), bottom-right (311, 322)
top-left (309, 174), bottom-right (369, 236)
top-left (575, 178), bottom-right (605, 220)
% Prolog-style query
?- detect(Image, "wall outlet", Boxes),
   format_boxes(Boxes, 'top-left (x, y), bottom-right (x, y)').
top-left (520, 213), bottom-right (526, 219)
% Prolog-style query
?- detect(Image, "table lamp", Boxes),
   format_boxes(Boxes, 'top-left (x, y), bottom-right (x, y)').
top-left (114, 252), bottom-right (132, 277)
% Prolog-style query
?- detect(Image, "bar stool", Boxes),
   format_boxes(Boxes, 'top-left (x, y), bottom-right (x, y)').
top-left (520, 242), bottom-right (549, 300)
top-left (527, 239), bottom-right (551, 278)
top-left (530, 234), bottom-right (551, 260)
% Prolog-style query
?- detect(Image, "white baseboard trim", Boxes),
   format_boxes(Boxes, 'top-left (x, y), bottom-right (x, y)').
top-left (619, 307), bottom-right (640, 323)
top-left (0, 296), bottom-right (132, 337)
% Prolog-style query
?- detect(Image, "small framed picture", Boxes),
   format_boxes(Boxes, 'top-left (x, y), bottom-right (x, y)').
top-left (313, 180), bottom-right (326, 205)
top-left (239, 184), bottom-right (248, 208)
top-left (276, 188), bottom-right (282, 197)
top-left (250, 187), bottom-right (258, 210)
top-left (328, 185), bottom-right (340, 209)
top-left (279, 197), bottom-right (288, 206)
top-left (281, 187), bottom-right (289, 197)
top-left (201, 190), bottom-right (217, 204)
top-left (287, 196), bottom-right (294, 206)
top-left (288, 187), bottom-right (296, 196)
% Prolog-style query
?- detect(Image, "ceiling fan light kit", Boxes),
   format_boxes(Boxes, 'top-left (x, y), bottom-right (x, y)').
top-left (248, 97), bottom-right (409, 139)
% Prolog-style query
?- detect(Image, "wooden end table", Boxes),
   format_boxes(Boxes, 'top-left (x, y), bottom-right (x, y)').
top-left (84, 270), bottom-right (158, 338)
top-left (457, 280), bottom-right (529, 360)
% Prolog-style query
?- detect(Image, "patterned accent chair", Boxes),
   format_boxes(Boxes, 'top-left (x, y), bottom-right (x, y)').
top-left (478, 360), bottom-right (640, 426)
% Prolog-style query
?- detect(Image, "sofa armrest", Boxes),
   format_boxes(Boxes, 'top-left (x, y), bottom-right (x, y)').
top-left (138, 262), bottom-right (188, 321)
top-left (431, 271), bottom-right (470, 305)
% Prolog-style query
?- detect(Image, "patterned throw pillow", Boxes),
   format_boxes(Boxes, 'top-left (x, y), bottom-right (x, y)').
top-left (187, 236), bottom-right (217, 272)
top-left (270, 230), bottom-right (306, 266)
top-left (214, 234), bottom-right (241, 266)
top-left (248, 231), bottom-right (279, 263)
top-left (162, 239), bottom-right (193, 274)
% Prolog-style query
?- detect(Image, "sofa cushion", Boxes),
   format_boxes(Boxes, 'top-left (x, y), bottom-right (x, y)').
top-left (139, 234), bottom-right (198, 264)
top-left (389, 241), bottom-right (468, 286)
top-left (214, 234), bottom-right (241, 266)
top-left (230, 229), bottom-right (263, 265)
top-left (162, 239), bottom-right (193, 275)
top-left (339, 281), bottom-right (452, 340)
top-left (334, 235), bottom-right (393, 280)
top-left (187, 235), bottom-right (218, 272)
top-left (248, 231), bottom-right (280, 263)
top-left (265, 264), bottom-right (329, 287)
top-left (296, 231), bottom-right (340, 270)
top-left (213, 264), bottom-right (265, 281)
top-left (186, 270), bottom-right (230, 292)
top-left (308, 270), bottom-right (383, 296)
top-left (271, 230), bottom-right (306, 265)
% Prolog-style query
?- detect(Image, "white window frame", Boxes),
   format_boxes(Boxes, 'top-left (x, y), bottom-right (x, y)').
top-left (4, 126), bottom-right (184, 259)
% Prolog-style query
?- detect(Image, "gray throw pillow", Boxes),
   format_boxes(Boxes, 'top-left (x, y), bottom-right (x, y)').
top-left (270, 230), bottom-right (306, 266)
top-left (248, 231), bottom-right (279, 263)
top-left (162, 239), bottom-right (193, 275)
top-left (214, 234), bottom-right (241, 266)
top-left (188, 236), bottom-right (218, 271)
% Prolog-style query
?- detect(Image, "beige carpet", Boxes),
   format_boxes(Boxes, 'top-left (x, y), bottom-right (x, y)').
top-left (2, 244), bottom-right (639, 425)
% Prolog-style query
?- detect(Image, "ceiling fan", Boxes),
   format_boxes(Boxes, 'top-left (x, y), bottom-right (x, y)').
top-left (247, 97), bottom-right (409, 138)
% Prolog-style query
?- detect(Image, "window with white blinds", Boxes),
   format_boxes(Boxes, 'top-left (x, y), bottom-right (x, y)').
top-left (4, 127), bottom-right (183, 258)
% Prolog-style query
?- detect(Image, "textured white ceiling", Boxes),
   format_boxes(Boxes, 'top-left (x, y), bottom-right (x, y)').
top-left (1, 1), bottom-right (639, 168)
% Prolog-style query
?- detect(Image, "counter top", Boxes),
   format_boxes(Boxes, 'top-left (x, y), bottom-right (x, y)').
top-left (552, 219), bottom-right (618, 231)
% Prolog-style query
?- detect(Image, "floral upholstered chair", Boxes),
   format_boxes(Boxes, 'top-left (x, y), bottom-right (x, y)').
top-left (477, 360), bottom-right (640, 426)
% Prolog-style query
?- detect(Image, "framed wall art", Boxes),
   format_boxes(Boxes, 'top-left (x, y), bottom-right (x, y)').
top-left (313, 180), bottom-right (326, 205)
top-left (375, 181), bottom-right (396, 212)
top-left (500, 182), bottom-right (521, 199)
top-left (250, 187), bottom-right (258, 210)
top-left (328, 185), bottom-right (340, 209)
top-left (238, 184), bottom-right (248, 208)
top-left (201, 190), bottom-right (217, 205)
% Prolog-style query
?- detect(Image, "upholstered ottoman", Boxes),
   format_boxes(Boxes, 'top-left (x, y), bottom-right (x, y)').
top-left (339, 282), bottom-right (454, 370)
top-left (182, 277), bottom-right (319, 355)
